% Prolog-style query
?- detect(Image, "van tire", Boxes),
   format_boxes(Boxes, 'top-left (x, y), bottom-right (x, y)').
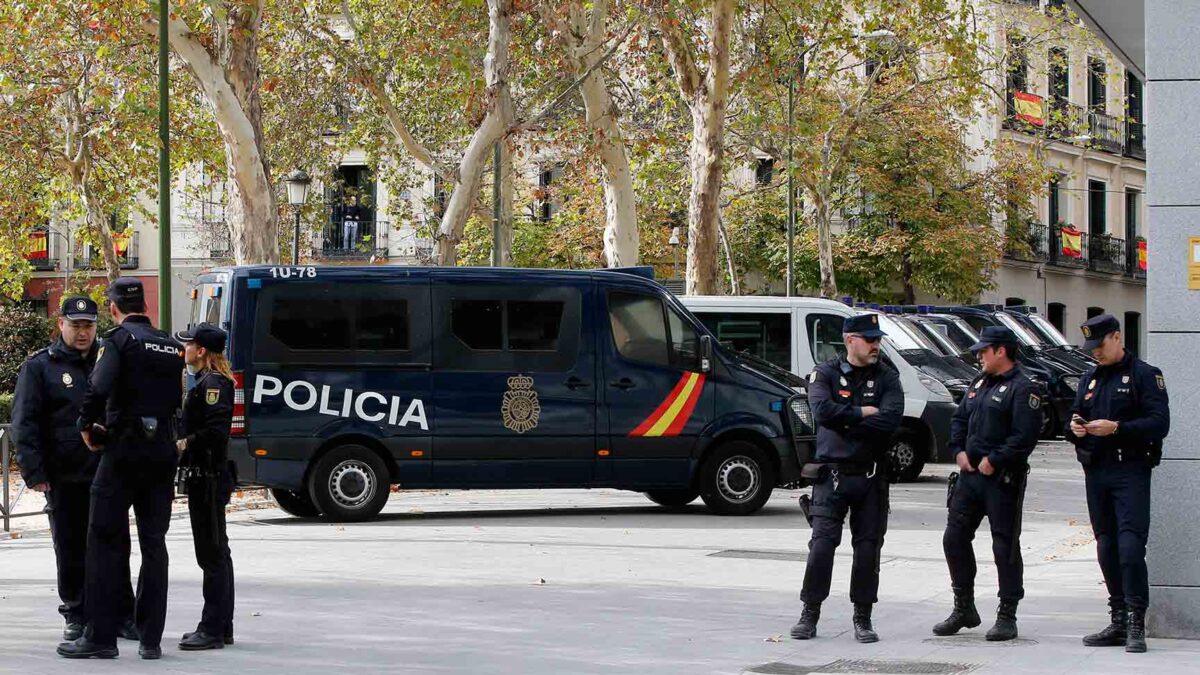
top-left (1040, 407), bottom-right (1059, 440)
top-left (645, 489), bottom-right (699, 508)
top-left (307, 445), bottom-right (391, 522)
top-left (889, 431), bottom-right (925, 483)
top-left (698, 441), bottom-right (775, 516)
top-left (270, 488), bottom-right (321, 518)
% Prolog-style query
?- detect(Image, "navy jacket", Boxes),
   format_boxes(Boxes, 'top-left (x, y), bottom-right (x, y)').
top-left (949, 366), bottom-right (1042, 470)
top-left (808, 357), bottom-right (904, 465)
top-left (12, 339), bottom-right (99, 485)
top-left (180, 369), bottom-right (234, 476)
top-left (1066, 351), bottom-right (1170, 465)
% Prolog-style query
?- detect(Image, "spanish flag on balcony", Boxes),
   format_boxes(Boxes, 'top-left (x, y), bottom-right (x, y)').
top-left (25, 231), bottom-right (48, 262)
top-left (1138, 239), bottom-right (1147, 271)
top-left (1061, 226), bottom-right (1083, 258)
top-left (112, 230), bottom-right (131, 259)
top-left (1013, 91), bottom-right (1045, 127)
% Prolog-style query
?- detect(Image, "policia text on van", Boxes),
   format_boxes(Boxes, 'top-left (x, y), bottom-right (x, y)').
top-left (187, 266), bottom-right (815, 521)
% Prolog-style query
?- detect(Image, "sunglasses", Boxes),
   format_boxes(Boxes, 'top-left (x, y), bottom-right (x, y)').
top-left (849, 334), bottom-right (882, 344)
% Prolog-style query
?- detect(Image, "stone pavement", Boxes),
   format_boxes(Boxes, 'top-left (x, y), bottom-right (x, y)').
top-left (0, 441), bottom-right (1197, 673)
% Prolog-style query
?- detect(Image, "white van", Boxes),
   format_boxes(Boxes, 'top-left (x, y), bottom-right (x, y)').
top-left (682, 296), bottom-right (962, 481)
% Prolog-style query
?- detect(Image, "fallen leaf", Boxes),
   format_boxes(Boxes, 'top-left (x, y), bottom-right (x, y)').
top-left (252, 611), bottom-right (262, 617)
top-left (764, 635), bottom-right (785, 643)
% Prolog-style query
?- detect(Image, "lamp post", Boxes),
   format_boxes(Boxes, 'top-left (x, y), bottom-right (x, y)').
top-left (283, 169), bottom-right (311, 265)
top-left (669, 226), bottom-right (682, 279)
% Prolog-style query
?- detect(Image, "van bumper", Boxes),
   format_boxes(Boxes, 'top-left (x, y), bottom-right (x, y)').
top-left (228, 438), bottom-right (306, 490)
top-left (920, 401), bottom-right (958, 463)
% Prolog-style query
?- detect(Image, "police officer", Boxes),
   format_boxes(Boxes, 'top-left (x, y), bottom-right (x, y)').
top-left (57, 278), bottom-right (184, 660)
top-left (1068, 314), bottom-right (1169, 654)
top-left (12, 297), bottom-right (136, 642)
top-left (791, 314), bottom-right (903, 643)
top-left (174, 323), bottom-right (236, 651)
top-left (933, 326), bottom-right (1042, 642)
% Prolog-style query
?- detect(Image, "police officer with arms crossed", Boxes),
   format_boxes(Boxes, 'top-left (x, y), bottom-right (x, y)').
top-left (12, 297), bottom-right (136, 642)
top-left (1068, 314), bottom-right (1169, 653)
top-left (57, 278), bottom-right (184, 660)
top-left (933, 326), bottom-right (1042, 642)
top-left (174, 323), bottom-right (237, 651)
top-left (791, 314), bottom-right (903, 643)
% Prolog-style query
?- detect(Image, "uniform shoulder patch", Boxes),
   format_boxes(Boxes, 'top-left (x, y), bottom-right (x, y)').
top-left (1156, 373), bottom-right (1166, 391)
top-left (1029, 393), bottom-right (1041, 410)
top-left (206, 388), bottom-right (221, 405)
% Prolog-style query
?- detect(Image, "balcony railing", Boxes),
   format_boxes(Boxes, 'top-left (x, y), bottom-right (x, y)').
top-left (1088, 111), bottom-right (1124, 154)
top-left (1048, 226), bottom-right (1089, 268)
top-left (1005, 92), bottom-right (1145, 159)
top-left (1088, 233), bottom-right (1127, 273)
top-left (77, 233), bottom-right (140, 270)
top-left (319, 217), bottom-right (389, 259)
top-left (1005, 221), bottom-right (1049, 261)
top-left (1126, 121), bottom-right (1146, 160)
top-left (1014, 224), bottom-right (1149, 279)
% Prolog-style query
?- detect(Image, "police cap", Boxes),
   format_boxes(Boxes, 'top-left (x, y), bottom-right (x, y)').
top-left (105, 277), bottom-right (144, 304)
top-left (969, 325), bottom-right (1019, 353)
top-left (844, 313), bottom-right (887, 338)
top-left (1081, 314), bottom-right (1120, 350)
top-left (174, 323), bottom-right (227, 352)
top-left (60, 295), bottom-right (98, 322)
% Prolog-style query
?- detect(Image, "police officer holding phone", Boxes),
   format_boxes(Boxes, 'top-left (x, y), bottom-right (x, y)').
top-left (1068, 314), bottom-right (1170, 654)
top-left (58, 278), bottom-right (184, 661)
top-left (791, 314), bottom-right (904, 643)
top-left (934, 326), bottom-right (1042, 642)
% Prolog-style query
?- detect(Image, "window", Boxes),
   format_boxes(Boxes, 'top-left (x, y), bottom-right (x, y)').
top-left (452, 300), bottom-right (503, 350)
top-left (1005, 297), bottom-right (1026, 307)
top-left (1124, 311), bottom-right (1141, 357)
top-left (1048, 47), bottom-right (1069, 110)
top-left (754, 158), bottom-right (775, 186)
top-left (1048, 303), bottom-right (1066, 333)
top-left (435, 285), bottom-right (580, 371)
top-left (508, 301), bottom-right (564, 351)
top-left (1088, 57), bottom-right (1106, 112)
top-left (537, 166), bottom-right (564, 223)
top-left (806, 313), bottom-right (847, 364)
top-left (271, 295), bottom-right (353, 351)
top-left (358, 300), bottom-right (410, 351)
top-left (609, 292), bottom-right (669, 367)
top-left (1048, 175), bottom-right (1065, 226)
top-left (962, 315), bottom-right (992, 335)
top-left (667, 308), bottom-right (700, 370)
top-left (1125, 188), bottom-right (1141, 240)
top-left (433, 174), bottom-right (447, 219)
top-left (1088, 180), bottom-right (1107, 234)
top-left (1087, 306), bottom-right (1105, 320)
top-left (696, 312), bottom-right (791, 370)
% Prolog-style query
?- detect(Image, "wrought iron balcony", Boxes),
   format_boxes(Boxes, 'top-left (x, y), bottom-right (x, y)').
top-left (1126, 122), bottom-right (1146, 160)
top-left (1088, 112), bottom-right (1124, 154)
top-left (1048, 226), bottom-right (1089, 268)
top-left (1088, 233), bottom-right (1127, 274)
top-left (76, 233), bottom-right (139, 270)
top-left (1004, 221), bottom-right (1049, 262)
top-left (319, 217), bottom-right (389, 260)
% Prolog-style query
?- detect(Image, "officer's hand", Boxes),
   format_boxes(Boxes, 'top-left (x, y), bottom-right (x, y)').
top-left (30, 482), bottom-right (50, 493)
top-left (955, 452), bottom-right (975, 473)
top-left (860, 406), bottom-right (880, 417)
top-left (1085, 419), bottom-right (1119, 437)
top-left (1070, 420), bottom-right (1087, 438)
top-left (978, 457), bottom-right (995, 476)
top-left (176, 439), bottom-right (187, 456)
top-left (81, 425), bottom-right (106, 452)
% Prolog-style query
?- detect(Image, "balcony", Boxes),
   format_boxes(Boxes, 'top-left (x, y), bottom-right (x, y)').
top-left (1126, 121), bottom-right (1146, 160)
top-left (318, 216), bottom-right (389, 260)
top-left (77, 233), bottom-right (140, 271)
top-left (1004, 221), bottom-right (1050, 262)
top-left (1005, 92), bottom-right (1145, 159)
top-left (1048, 226), bottom-right (1089, 268)
top-left (1088, 111), bottom-right (1124, 154)
top-left (1088, 233), bottom-right (1127, 274)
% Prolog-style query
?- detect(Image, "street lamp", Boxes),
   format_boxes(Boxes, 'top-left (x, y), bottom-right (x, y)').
top-left (669, 225), bottom-right (682, 279)
top-left (283, 168), bottom-right (311, 265)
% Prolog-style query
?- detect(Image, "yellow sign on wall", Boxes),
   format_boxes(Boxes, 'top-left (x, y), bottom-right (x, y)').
top-left (1189, 237), bottom-right (1200, 290)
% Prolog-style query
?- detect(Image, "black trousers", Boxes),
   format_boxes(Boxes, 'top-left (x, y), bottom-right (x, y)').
top-left (45, 481), bottom-right (134, 624)
top-left (1085, 461), bottom-right (1152, 610)
top-left (943, 469), bottom-right (1026, 602)
top-left (188, 480), bottom-right (235, 637)
top-left (85, 453), bottom-right (176, 647)
top-left (800, 470), bottom-right (889, 605)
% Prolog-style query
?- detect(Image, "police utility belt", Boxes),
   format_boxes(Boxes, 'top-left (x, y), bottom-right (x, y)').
top-left (115, 415), bottom-right (175, 442)
top-left (801, 460), bottom-right (880, 480)
top-left (1077, 444), bottom-right (1161, 467)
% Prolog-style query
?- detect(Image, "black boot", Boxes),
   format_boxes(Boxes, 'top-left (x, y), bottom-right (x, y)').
top-left (56, 637), bottom-right (118, 659)
top-left (853, 603), bottom-right (879, 643)
top-left (932, 591), bottom-right (981, 636)
top-left (182, 628), bottom-right (234, 646)
top-left (179, 629), bottom-right (225, 651)
top-left (117, 618), bottom-right (140, 641)
top-left (1125, 609), bottom-right (1147, 653)
top-left (789, 603), bottom-right (820, 640)
top-left (63, 620), bottom-right (84, 641)
top-left (986, 599), bottom-right (1019, 641)
top-left (1082, 602), bottom-right (1127, 647)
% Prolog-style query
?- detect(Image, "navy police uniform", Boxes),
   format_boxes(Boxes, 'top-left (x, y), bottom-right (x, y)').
top-left (936, 326), bottom-right (1042, 640)
top-left (175, 324), bottom-right (236, 649)
top-left (793, 314), bottom-right (903, 641)
top-left (12, 297), bottom-right (134, 637)
top-left (1067, 314), bottom-right (1169, 651)
top-left (62, 278), bottom-right (184, 658)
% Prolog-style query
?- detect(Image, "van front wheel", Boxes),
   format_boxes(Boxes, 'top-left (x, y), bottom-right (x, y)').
top-left (270, 488), bottom-right (321, 518)
top-left (308, 445), bottom-right (391, 522)
top-left (698, 441), bottom-right (775, 516)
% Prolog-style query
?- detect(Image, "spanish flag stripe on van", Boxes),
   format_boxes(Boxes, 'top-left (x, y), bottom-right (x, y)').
top-left (629, 372), bottom-right (707, 438)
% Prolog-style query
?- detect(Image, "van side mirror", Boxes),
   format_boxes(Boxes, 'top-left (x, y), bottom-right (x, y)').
top-left (700, 335), bottom-right (713, 373)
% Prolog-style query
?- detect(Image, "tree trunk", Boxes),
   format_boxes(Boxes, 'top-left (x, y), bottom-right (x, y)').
top-left (498, 140), bottom-right (514, 266)
top-left (59, 92), bottom-right (121, 282)
top-left (717, 213), bottom-right (739, 295)
top-left (435, 0), bottom-right (514, 266)
top-left (565, 0), bottom-right (638, 267)
top-left (812, 196), bottom-right (838, 299)
top-left (685, 103), bottom-right (726, 295)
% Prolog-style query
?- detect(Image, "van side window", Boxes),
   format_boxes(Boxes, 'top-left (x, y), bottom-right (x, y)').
top-left (696, 312), bottom-right (790, 370)
top-left (806, 313), bottom-right (847, 364)
top-left (508, 301), bottom-right (563, 351)
top-left (358, 300), bottom-right (410, 350)
top-left (452, 300), bottom-right (503, 350)
top-left (609, 292), bottom-right (669, 366)
top-left (271, 295), bottom-right (354, 350)
top-left (433, 284), bottom-right (581, 372)
top-left (667, 308), bottom-right (699, 370)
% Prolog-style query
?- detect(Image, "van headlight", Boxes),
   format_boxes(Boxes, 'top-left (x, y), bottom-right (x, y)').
top-left (788, 395), bottom-right (814, 435)
top-left (919, 374), bottom-right (950, 398)
top-left (1062, 375), bottom-right (1079, 392)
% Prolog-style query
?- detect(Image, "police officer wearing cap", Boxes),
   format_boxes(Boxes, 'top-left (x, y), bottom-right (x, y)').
top-left (58, 278), bottom-right (184, 660)
top-left (791, 313), bottom-right (903, 643)
top-left (174, 323), bottom-right (237, 651)
top-left (1068, 314), bottom-right (1169, 654)
top-left (934, 326), bottom-right (1042, 642)
top-left (12, 297), bottom-right (136, 642)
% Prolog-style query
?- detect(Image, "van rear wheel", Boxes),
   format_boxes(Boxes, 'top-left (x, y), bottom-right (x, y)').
top-left (307, 445), bottom-right (391, 522)
top-left (888, 430), bottom-right (926, 483)
top-left (698, 441), bottom-right (775, 516)
top-left (645, 489), bottom-right (699, 508)
top-left (270, 488), bottom-right (321, 518)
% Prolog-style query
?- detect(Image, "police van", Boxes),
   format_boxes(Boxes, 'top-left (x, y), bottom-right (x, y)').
top-left (679, 296), bottom-right (960, 482)
top-left (186, 266), bottom-right (814, 521)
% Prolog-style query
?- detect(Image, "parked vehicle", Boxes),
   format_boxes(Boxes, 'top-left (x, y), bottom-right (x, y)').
top-left (681, 296), bottom-right (958, 482)
top-left (185, 266), bottom-right (814, 521)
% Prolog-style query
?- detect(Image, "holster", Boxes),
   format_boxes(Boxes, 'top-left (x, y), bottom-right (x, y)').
top-left (946, 471), bottom-right (959, 508)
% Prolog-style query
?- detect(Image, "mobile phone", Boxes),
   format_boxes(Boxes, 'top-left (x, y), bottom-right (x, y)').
top-left (1072, 413), bottom-right (1087, 424)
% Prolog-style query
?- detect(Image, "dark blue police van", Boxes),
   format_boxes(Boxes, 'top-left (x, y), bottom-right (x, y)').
top-left (187, 265), bottom-right (814, 521)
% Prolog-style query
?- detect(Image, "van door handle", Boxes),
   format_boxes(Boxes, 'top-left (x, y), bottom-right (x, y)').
top-left (564, 376), bottom-right (590, 390)
top-left (609, 378), bottom-right (636, 390)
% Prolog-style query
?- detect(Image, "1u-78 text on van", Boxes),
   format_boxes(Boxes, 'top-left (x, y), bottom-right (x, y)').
top-left (187, 265), bottom-right (815, 521)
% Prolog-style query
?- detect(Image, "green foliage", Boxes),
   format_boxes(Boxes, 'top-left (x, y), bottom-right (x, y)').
top-left (0, 392), bottom-right (12, 424)
top-left (0, 304), bottom-right (53, 393)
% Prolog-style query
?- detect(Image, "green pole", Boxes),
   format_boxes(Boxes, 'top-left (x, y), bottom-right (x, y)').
top-left (786, 76), bottom-right (794, 298)
top-left (157, 0), bottom-right (172, 329)
top-left (491, 141), bottom-right (501, 267)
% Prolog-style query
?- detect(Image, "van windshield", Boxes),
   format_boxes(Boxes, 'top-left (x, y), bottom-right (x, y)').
top-left (994, 313), bottom-right (1042, 347)
top-left (1025, 313), bottom-right (1072, 347)
top-left (189, 281), bottom-right (226, 328)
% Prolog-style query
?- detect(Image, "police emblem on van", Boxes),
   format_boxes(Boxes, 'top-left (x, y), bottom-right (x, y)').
top-left (502, 375), bottom-right (541, 433)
